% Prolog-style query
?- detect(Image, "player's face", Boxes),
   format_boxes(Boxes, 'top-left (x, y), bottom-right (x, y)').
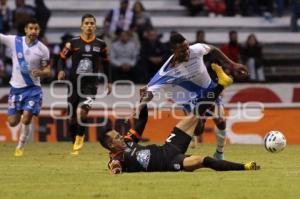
top-left (81, 17), bottom-right (96, 35)
top-left (174, 40), bottom-right (190, 62)
top-left (107, 130), bottom-right (126, 152)
top-left (24, 23), bottom-right (40, 40)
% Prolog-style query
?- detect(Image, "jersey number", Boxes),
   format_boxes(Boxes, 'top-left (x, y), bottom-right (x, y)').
top-left (166, 133), bottom-right (176, 143)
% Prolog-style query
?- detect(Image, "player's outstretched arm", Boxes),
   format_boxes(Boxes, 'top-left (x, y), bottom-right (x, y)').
top-left (126, 104), bottom-right (148, 142)
top-left (208, 45), bottom-right (248, 79)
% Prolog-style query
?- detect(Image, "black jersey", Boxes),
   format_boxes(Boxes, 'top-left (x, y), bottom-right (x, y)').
top-left (121, 139), bottom-right (167, 172)
top-left (60, 34), bottom-right (108, 88)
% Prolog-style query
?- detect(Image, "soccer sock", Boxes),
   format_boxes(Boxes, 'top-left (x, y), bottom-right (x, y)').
top-left (203, 156), bottom-right (245, 171)
top-left (69, 122), bottom-right (78, 143)
top-left (16, 124), bottom-right (31, 149)
top-left (78, 118), bottom-right (87, 137)
top-left (215, 129), bottom-right (226, 153)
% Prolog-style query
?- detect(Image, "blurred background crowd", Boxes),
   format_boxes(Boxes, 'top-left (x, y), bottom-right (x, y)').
top-left (1, 0), bottom-right (300, 86)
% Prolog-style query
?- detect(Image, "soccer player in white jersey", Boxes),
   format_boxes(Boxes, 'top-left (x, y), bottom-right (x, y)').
top-left (0, 18), bottom-right (51, 157)
top-left (144, 33), bottom-right (248, 160)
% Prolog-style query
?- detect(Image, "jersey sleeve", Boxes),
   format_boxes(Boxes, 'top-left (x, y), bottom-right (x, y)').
top-left (40, 44), bottom-right (50, 67)
top-left (190, 43), bottom-right (211, 56)
top-left (100, 42), bottom-right (109, 64)
top-left (0, 34), bottom-right (15, 48)
top-left (59, 41), bottom-right (73, 60)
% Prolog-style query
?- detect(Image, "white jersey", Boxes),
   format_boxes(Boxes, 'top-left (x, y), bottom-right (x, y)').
top-left (147, 43), bottom-right (212, 104)
top-left (0, 34), bottom-right (50, 88)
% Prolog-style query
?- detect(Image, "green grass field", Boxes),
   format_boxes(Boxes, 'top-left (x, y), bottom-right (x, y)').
top-left (0, 143), bottom-right (299, 199)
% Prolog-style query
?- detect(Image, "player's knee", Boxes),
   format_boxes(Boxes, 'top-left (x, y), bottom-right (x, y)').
top-left (21, 116), bottom-right (32, 125)
top-left (8, 119), bottom-right (19, 127)
top-left (216, 120), bottom-right (226, 130)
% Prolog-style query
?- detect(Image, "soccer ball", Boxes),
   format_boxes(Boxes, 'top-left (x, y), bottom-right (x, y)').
top-left (264, 131), bottom-right (286, 153)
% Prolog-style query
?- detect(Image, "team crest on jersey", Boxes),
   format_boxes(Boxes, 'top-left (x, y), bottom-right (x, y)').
top-left (28, 100), bottom-right (35, 107)
top-left (173, 163), bottom-right (181, 170)
top-left (93, 46), bottom-right (100, 52)
top-left (136, 149), bottom-right (150, 169)
top-left (17, 52), bottom-right (23, 59)
top-left (85, 45), bottom-right (91, 52)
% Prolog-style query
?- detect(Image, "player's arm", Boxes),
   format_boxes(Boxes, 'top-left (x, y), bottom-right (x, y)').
top-left (99, 42), bottom-right (112, 95)
top-left (125, 104), bottom-right (148, 143)
top-left (31, 47), bottom-right (51, 78)
top-left (31, 62), bottom-right (51, 78)
top-left (207, 45), bottom-right (248, 79)
top-left (57, 42), bottom-right (73, 80)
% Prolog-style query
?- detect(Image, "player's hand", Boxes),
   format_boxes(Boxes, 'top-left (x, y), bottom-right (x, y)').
top-left (106, 83), bottom-right (112, 95)
top-left (31, 69), bottom-right (42, 77)
top-left (57, 71), bottom-right (65, 80)
top-left (108, 160), bottom-right (122, 174)
top-left (232, 63), bottom-right (248, 80)
top-left (139, 86), bottom-right (147, 98)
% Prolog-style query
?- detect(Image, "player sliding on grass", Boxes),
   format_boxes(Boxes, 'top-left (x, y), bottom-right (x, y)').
top-left (99, 67), bottom-right (260, 174)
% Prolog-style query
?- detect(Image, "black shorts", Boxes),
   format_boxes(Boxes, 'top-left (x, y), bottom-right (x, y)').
top-left (67, 84), bottom-right (97, 118)
top-left (162, 127), bottom-right (192, 171)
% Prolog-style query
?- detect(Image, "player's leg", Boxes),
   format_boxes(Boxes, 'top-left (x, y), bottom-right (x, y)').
top-left (194, 63), bottom-right (233, 117)
top-left (213, 104), bottom-right (226, 160)
top-left (182, 155), bottom-right (260, 171)
top-left (15, 111), bottom-right (34, 155)
top-left (15, 87), bottom-right (43, 156)
top-left (8, 114), bottom-right (22, 127)
top-left (72, 97), bottom-right (94, 152)
top-left (190, 119), bottom-right (205, 148)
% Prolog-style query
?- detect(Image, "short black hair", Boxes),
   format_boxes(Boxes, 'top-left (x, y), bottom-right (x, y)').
top-left (81, 13), bottom-right (96, 23)
top-left (170, 33), bottom-right (186, 48)
top-left (25, 18), bottom-right (39, 27)
top-left (98, 129), bottom-right (112, 150)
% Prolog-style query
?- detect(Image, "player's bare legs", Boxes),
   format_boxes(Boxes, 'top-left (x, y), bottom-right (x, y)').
top-left (8, 113), bottom-right (21, 127)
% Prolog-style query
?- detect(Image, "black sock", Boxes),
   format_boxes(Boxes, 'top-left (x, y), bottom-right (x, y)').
top-left (203, 156), bottom-right (245, 171)
top-left (69, 121), bottom-right (78, 143)
top-left (78, 118), bottom-right (88, 137)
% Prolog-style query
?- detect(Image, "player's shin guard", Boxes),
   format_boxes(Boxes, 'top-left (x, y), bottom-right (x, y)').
top-left (16, 124), bottom-right (31, 149)
top-left (203, 156), bottom-right (245, 171)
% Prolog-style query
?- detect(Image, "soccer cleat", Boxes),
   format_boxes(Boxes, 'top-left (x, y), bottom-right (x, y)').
top-left (244, 161), bottom-right (261, 170)
top-left (213, 150), bottom-right (224, 160)
top-left (211, 63), bottom-right (233, 87)
top-left (73, 135), bottom-right (85, 151)
top-left (70, 150), bottom-right (79, 155)
top-left (14, 148), bottom-right (24, 157)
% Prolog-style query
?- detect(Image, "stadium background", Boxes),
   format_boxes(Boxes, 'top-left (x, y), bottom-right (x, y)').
top-left (0, 0), bottom-right (299, 145)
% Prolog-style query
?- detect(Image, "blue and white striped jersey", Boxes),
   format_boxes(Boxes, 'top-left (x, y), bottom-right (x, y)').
top-left (147, 43), bottom-right (212, 104)
top-left (0, 34), bottom-right (50, 88)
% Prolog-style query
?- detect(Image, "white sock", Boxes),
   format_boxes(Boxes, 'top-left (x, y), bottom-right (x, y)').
top-left (16, 124), bottom-right (31, 149)
top-left (215, 128), bottom-right (226, 153)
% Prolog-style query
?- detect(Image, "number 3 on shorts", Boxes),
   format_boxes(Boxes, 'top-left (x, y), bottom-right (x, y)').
top-left (166, 133), bottom-right (176, 143)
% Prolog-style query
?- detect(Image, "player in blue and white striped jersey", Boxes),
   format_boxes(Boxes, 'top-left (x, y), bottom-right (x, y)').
top-left (0, 18), bottom-right (51, 157)
top-left (142, 33), bottom-right (247, 159)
